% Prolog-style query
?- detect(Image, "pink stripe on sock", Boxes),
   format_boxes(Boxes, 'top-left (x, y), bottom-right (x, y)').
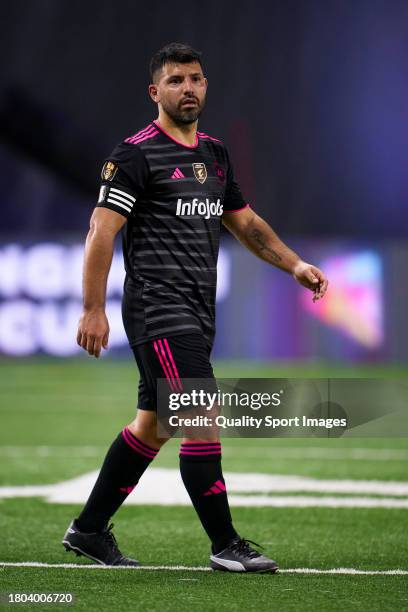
top-left (163, 338), bottom-right (183, 391)
top-left (124, 427), bottom-right (158, 454)
top-left (210, 485), bottom-right (222, 493)
top-left (179, 449), bottom-right (222, 456)
top-left (215, 479), bottom-right (226, 491)
top-left (122, 433), bottom-right (155, 460)
top-left (180, 445), bottom-right (221, 451)
top-left (122, 428), bottom-right (157, 458)
top-left (153, 340), bottom-right (175, 390)
top-left (181, 441), bottom-right (221, 445)
top-left (122, 429), bottom-right (157, 459)
top-left (122, 430), bottom-right (157, 460)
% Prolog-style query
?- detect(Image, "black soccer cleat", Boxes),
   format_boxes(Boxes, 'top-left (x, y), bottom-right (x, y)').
top-left (62, 519), bottom-right (139, 567)
top-left (210, 537), bottom-right (278, 573)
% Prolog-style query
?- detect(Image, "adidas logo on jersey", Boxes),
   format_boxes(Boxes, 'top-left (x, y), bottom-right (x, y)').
top-left (171, 167), bottom-right (185, 179)
top-left (176, 197), bottom-right (223, 219)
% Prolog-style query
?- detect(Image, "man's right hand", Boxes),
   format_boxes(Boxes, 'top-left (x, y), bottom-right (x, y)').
top-left (77, 309), bottom-right (110, 358)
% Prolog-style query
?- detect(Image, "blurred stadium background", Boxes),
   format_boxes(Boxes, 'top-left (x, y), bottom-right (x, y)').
top-left (1, 0), bottom-right (408, 362)
top-left (0, 1), bottom-right (407, 610)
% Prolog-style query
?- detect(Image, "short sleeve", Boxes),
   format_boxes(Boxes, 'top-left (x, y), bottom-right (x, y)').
top-left (222, 149), bottom-right (250, 214)
top-left (96, 143), bottom-right (149, 218)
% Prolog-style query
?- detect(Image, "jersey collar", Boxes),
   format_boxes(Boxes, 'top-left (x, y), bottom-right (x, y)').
top-left (153, 120), bottom-right (199, 149)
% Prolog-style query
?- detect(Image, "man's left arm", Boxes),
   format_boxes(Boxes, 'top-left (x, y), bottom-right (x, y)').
top-left (223, 207), bottom-right (328, 302)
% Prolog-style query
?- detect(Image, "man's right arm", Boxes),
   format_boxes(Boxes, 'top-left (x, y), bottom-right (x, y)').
top-left (77, 207), bottom-right (126, 358)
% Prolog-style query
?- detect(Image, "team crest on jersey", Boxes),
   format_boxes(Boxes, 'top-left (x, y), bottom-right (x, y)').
top-left (192, 163), bottom-right (207, 184)
top-left (101, 161), bottom-right (118, 181)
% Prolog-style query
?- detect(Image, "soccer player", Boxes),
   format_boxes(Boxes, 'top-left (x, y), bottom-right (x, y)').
top-left (62, 43), bottom-right (328, 572)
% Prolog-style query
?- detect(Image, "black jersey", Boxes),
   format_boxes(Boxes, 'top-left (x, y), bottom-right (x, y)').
top-left (96, 120), bottom-right (248, 348)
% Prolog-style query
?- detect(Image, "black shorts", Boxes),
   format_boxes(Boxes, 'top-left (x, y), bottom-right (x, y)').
top-left (132, 333), bottom-right (216, 412)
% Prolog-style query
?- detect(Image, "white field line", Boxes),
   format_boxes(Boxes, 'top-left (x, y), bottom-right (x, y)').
top-left (228, 496), bottom-right (408, 508)
top-left (223, 448), bottom-right (408, 461)
top-left (0, 562), bottom-right (407, 575)
top-left (1, 446), bottom-right (408, 461)
top-left (1, 469), bottom-right (408, 507)
top-left (0, 446), bottom-right (104, 458)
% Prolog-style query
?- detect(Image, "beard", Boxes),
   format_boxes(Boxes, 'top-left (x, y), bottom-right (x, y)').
top-left (161, 97), bottom-right (205, 125)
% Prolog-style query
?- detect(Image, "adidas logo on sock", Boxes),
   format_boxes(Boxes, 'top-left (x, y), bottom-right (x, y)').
top-left (203, 480), bottom-right (226, 496)
top-left (119, 485), bottom-right (136, 494)
top-left (171, 167), bottom-right (185, 179)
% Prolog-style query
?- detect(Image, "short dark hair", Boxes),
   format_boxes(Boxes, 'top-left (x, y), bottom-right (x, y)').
top-left (150, 43), bottom-right (203, 81)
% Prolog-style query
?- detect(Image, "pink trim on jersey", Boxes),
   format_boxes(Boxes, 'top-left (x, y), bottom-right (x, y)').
top-left (131, 129), bottom-right (159, 145)
top-left (197, 131), bottom-right (222, 143)
top-left (130, 126), bottom-right (157, 139)
top-left (163, 338), bottom-right (183, 391)
top-left (223, 203), bottom-right (251, 214)
top-left (153, 120), bottom-right (198, 149)
top-left (153, 340), bottom-right (176, 391)
top-left (125, 124), bottom-right (154, 143)
top-left (125, 125), bottom-right (159, 145)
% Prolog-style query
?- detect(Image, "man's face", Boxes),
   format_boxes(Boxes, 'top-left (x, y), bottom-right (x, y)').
top-left (149, 61), bottom-right (207, 125)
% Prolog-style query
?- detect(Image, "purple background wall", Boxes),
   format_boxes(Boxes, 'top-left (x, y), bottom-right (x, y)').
top-left (2, 1), bottom-right (408, 237)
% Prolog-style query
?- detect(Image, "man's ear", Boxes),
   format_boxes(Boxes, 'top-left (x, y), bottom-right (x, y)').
top-left (148, 84), bottom-right (159, 103)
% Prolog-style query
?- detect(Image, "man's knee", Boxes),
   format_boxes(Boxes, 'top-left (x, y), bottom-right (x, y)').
top-left (127, 410), bottom-right (169, 449)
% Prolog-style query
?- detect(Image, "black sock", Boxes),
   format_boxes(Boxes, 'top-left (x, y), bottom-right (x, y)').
top-left (179, 441), bottom-right (238, 553)
top-left (76, 427), bottom-right (159, 532)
